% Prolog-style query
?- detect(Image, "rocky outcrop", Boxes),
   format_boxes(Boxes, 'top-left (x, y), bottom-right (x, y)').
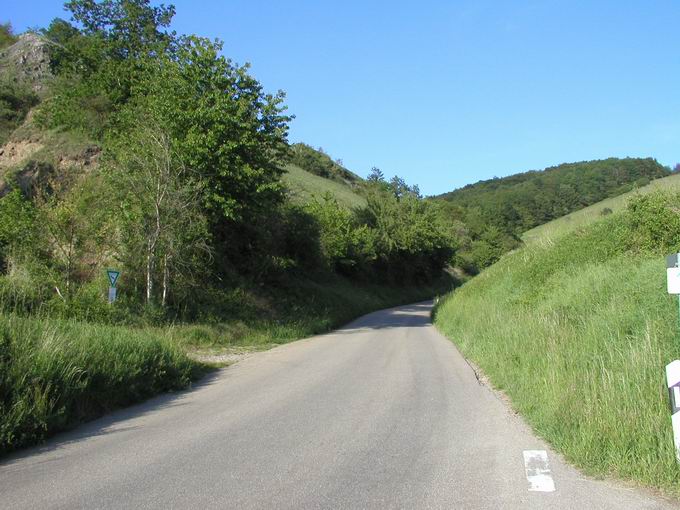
top-left (0, 32), bottom-right (53, 92)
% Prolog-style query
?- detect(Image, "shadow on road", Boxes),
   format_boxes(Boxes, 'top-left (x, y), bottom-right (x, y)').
top-left (335, 301), bottom-right (434, 334)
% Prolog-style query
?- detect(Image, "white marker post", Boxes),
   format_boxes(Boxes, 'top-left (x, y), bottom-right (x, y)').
top-left (107, 269), bottom-right (120, 304)
top-left (665, 254), bottom-right (680, 461)
top-left (666, 361), bottom-right (680, 462)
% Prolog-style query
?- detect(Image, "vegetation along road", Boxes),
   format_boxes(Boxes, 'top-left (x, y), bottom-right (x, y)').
top-left (1, 302), bottom-right (675, 510)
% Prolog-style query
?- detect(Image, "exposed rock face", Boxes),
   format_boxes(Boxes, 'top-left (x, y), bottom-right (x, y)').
top-left (0, 139), bottom-right (44, 171)
top-left (0, 32), bottom-right (53, 92)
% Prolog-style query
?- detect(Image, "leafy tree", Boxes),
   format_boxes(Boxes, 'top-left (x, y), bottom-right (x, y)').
top-left (107, 117), bottom-right (211, 307)
top-left (305, 193), bottom-right (374, 274)
top-left (37, 177), bottom-right (113, 298)
top-left (0, 22), bottom-right (17, 50)
top-left (361, 180), bottom-right (453, 283)
top-left (119, 36), bottom-right (291, 224)
top-left (367, 167), bottom-right (384, 183)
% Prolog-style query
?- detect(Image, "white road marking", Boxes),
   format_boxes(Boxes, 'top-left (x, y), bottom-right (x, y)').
top-left (523, 450), bottom-right (556, 492)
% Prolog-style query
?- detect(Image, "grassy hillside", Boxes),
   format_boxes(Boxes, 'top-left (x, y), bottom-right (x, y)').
top-left (434, 190), bottom-right (680, 496)
top-left (283, 163), bottom-right (366, 209)
top-left (523, 172), bottom-right (680, 245)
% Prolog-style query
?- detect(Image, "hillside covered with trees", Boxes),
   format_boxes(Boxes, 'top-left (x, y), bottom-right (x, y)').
top-left (434, 157), bottom-right (669, 273)
top-left (0, 1), bottom-right (454, 323)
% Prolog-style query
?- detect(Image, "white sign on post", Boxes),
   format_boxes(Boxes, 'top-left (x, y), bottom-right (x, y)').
top-left (667, 254), bottom-right (680, 294)
top-left (667, 360), bottom-right (680, 462)
top-left (667, 269), bottom-right (680, 294)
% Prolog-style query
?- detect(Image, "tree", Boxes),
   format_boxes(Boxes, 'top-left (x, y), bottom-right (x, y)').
top-left (367, 167), bottom-right (384, 182)
top-left (37, 177), bottom-right (113, 299)
top-left (122, 36), bottom-right (291, 224)
top-left (0, 189), bottom-right (39, 273)
top-left (0, 22), bottom-right (17, 50)
top-left (108, 117), bottom-right (211, 307)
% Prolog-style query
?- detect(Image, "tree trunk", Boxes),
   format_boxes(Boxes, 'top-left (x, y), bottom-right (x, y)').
top-left (161, 254), bottom-right (169, 308)
top-left (146, 240), bottom-right (154, 305)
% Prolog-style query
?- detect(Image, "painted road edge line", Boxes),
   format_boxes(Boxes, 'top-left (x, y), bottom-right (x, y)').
top-left (523, 450), bottom-right (556, 492)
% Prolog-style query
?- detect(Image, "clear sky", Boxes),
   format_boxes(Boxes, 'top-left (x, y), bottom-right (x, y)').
top-left (6, 1), bottom-right (680, 195)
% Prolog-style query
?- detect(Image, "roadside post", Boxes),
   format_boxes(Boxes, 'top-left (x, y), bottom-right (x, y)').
top-left (666, 253), bottom-right (680, 461)
top-left (107, 269), bottom-right (120, 304)
top-left (666, 361), bottom-right (680, 462)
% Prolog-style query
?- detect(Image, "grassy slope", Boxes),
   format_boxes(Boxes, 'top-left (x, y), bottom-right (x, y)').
top-left (523, 172), bottom-right (680, 245)
top-left (282, 163), bottom-right (366, 209)
top-left (435, 198), bottom-right (680, 495)
top-left (0, 314), bottom-right (206, 453)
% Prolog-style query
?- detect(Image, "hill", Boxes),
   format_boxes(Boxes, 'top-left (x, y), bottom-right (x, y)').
top-left (523, 171), bottom-right (680, 245)
top-left (433, 157), bottom-right (670, 273)
top-left (434, 187), bottom-right (680, 497)
top-left (283, 163), bottom-right (366, 209)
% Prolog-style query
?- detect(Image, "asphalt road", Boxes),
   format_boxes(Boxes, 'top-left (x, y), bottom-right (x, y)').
top-left (1, 302), bottom-right (677, 509)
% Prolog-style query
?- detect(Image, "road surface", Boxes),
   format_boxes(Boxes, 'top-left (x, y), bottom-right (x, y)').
top-left (1, 302), bottom-right (677, 509)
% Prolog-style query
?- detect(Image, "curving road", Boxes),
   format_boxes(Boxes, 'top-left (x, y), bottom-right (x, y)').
top-left (1, 302), bottom-right (677, 509)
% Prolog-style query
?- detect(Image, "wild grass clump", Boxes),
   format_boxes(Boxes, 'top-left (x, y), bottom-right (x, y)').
top-left (0, 314), bottom-right (205, 454)
top-left (435, 190), bottom-right (680, 496)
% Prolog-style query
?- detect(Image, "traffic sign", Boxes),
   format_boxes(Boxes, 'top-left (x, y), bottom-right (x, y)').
top-left (107, 269), bottom-right (120, 288)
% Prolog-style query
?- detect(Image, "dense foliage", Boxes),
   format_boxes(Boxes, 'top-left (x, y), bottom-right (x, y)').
top-left (435, 157), bottom-right (669, 273)
top-left (0, 23), bottom-right (17, 50)
top-left (0, 0), bottom-right (454, 323)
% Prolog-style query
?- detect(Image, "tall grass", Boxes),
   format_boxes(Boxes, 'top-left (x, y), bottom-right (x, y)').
top-left (435, 197), bottom-right (680, 495)
top-left (0, 314), bottom-right (205, 454)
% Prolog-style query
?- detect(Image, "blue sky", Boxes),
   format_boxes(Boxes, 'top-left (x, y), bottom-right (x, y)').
top-left (7, 1), bottom-right (680, 195)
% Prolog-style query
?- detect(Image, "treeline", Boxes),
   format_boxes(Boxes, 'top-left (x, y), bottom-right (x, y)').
top-left (434, 157), bottom-right (669, 273)
top-left (0, 0), bottom-right (454, 323)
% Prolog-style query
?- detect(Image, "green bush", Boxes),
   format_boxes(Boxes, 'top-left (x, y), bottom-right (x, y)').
top-left (626, 191), bottom-right (680, 254)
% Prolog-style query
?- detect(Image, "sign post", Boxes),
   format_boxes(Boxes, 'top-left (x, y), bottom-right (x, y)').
top-left (107, 269), bottom-right (120, 304)
top-left (666, 254), bottom-right (680, 461)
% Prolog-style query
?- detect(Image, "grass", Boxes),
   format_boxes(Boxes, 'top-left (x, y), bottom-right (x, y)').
top-left (0, 314), bottom-right (206, 454)
top-left (435, 202), bottom-right (680, 496)
top-left (0, 272), bottom-right (454, 454)
top-left (282, 163), bottom-right (366, 210)
top-left (523, 172), bottom-right (680, 246)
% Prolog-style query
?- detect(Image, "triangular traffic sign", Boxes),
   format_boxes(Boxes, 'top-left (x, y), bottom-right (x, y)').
top-left (107, 269), bottom-right (120, 287)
